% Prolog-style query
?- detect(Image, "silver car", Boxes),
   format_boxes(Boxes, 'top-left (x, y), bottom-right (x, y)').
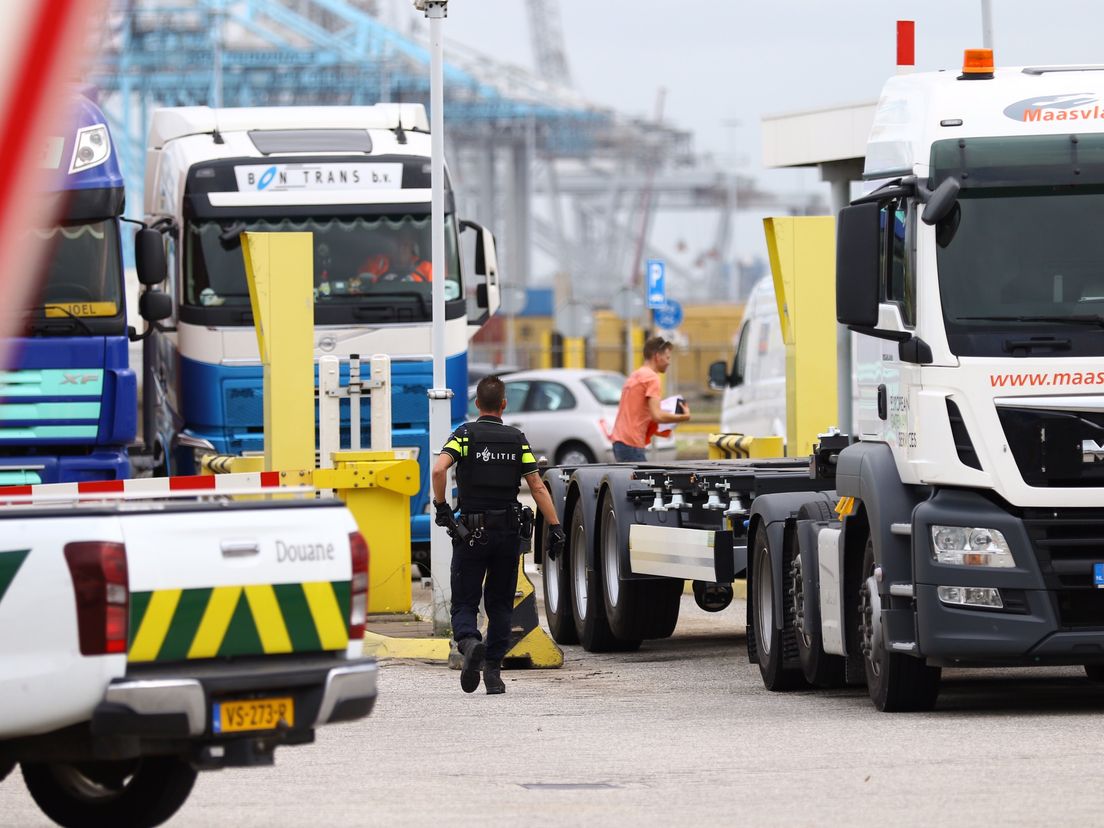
top-left (468, 368), bottom-right (678, 465)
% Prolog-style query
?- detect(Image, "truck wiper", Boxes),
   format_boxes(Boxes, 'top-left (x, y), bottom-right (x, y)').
top-left (957, 314), bottom-right (1104, 328)
top-left (30, 305), bottom-right (94, 336)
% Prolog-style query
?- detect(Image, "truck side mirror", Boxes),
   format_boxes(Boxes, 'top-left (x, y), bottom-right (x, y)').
top-left (135, 229), bottom-right (167, 287)
top-left (460, 219), bottom-right (499, 326)
top-left (139, 290), bottom-right (172, 322)
top-left (836, 202), bottom-right (881, 329)
top-left (921, 176), bottom-right (961, 226)
top-left (708, 360), bottom-right (729, 391)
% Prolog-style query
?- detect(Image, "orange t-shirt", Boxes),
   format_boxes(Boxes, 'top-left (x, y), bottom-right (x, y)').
top-left (610, 366), bottom-right (661, 448)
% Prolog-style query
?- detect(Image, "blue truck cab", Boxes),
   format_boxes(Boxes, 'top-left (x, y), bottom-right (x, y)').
top-left (0, 95), bottom-right (136, 484)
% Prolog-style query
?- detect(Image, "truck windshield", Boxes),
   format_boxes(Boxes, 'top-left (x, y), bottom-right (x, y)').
top-left (185, 214), bottom-right (461, 322)
top-left (30, 220), bottom-right (123, 317)
top-left (935, 186), bottom-right (1104, 355)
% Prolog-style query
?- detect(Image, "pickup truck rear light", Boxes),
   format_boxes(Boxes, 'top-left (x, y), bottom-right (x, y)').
top-left (64, 541), bottom-right (129, 656)
top-left (349, 531), bottom-right (369, 639)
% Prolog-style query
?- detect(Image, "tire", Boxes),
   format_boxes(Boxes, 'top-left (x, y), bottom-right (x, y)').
top-left (541, 515), bottom-right (578, 645)
top-left (21, 757), bottom-right (197, 828)
top-left (570, 503), bottom-right (636, 652)
top-left (599, 494), bottom-right (682, 640)
top-left (555, 441), bottom-right (596, 466)
top-left (0, 760), bottom-right (12, 784)
top-left (792, 502), bottom-right (846, 688)
top-left (1085, 664), bottom-right (1104, 682)
top-left (750, 523), bottom-right (806, 691)
top-left (859, 537), bottom-right (941, 712)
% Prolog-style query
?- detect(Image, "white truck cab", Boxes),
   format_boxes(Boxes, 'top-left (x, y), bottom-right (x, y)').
top-left (709, 275), bottom-right (785, 438)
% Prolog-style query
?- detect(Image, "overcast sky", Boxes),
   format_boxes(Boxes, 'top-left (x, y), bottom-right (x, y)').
top-left (392, 1), bottom-right (1104, 279)
top-left (429, 1), bottom-right (1104, 168)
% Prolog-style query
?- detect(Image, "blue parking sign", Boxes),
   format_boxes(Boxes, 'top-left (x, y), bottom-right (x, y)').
top-left (646, 259), bottom-right (666, 309)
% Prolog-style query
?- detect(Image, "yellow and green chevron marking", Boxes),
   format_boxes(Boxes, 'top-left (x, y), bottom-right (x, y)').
top-left (128, 580), bottom-right (351, 662)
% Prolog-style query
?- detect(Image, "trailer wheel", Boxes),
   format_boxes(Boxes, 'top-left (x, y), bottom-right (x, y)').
top-left (751, 523), bottom-right (805, 691)
top-left (859, 537), bottom-right (941, 711)
top-left (21, 757), bottom-right (197, 828)
top-left (792, 502), bottom-right (846, 688)
top-left (571, 504), bottom-right (637, 652)
top-left (600, 494), bottom-right (682, 640)
top-left (541, 515), bottom-right (578, 645)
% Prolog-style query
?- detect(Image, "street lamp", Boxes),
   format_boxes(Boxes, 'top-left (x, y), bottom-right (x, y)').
top-left (415, 0), bottom-right (452, 633)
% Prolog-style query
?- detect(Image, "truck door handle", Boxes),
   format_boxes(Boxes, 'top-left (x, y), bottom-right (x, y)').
top-left (221, 540), bottom-right (260, 558)
top-left (877, 385), bottom-right (888, 421)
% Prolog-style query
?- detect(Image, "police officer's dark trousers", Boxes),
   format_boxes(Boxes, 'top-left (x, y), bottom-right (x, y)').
top-left (450, 527), bottom-right (520, 663)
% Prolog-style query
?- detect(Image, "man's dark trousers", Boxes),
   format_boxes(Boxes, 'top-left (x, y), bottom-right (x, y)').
top-left (450, 528), bottom-right (520, 662)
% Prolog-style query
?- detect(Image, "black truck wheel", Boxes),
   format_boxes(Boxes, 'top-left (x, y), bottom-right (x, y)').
top-left (859, 537), bottom-right (941, 711)
top-left (22, 757), bottom-right (197, 828)
top-left (599, 494), bottom-right (682, 640)
top-left (750, 523), bottom-right (805, 691)
top-left (541, 516), bottom-right (578, 645)
top-left (570, 504), bottom-right (636, 652)
top-left (792, 502), bottom-right (846, 688)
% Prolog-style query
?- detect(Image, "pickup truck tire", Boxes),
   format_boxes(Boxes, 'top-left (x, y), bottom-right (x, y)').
top-left (599, 495), bottom-right (682, 640)
top-left (859, 538), bottom-right (941, 712)
top-left (21, 757), bottom-right (197, 828)
top-left (542, 516), bottom-right (579, 645)
top-left (570, 505), bottom-right (639, 652)
top-left (751, 523), bottom-right (805, 691)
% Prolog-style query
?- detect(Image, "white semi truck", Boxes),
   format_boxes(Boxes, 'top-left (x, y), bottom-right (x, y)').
top-left (537, 51), bottom-right (1104, 711)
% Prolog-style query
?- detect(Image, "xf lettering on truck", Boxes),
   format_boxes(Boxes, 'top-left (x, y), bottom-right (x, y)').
top-left (276, 539), bottom-right (335, 563)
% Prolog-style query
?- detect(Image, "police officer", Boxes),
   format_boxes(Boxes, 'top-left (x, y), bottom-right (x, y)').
top-left (431, 375), bottom-right (566, 695)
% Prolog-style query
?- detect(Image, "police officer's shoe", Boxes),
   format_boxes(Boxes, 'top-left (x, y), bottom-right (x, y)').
top-left (458, 637), bottom-right (486, 693)
top-left (484, 661), bottom-right (505, 695)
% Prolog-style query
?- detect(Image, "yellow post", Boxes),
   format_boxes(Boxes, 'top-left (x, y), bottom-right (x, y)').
top-left (241, 232), bottom-right (316, 472)
top-left (538, 330), bottom-right (553, 369)
top-left (563, 336), bottom-right (586, 369)
top-left (314, 451), bottom-right (419, 614)
top-left (763, 217), bottom-right (839, 458)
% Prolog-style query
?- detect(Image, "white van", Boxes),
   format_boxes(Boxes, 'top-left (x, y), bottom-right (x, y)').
top-left (708, 276), bottom-right (785, 437)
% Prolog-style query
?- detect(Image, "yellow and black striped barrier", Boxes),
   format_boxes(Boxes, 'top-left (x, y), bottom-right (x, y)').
top-left (707, 433), bottom-right (785, 460)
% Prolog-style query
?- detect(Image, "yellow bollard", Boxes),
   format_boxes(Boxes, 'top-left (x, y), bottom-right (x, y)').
top-left (313, 451), bottom-right (419, 614)
top-left (763, 217), bottom-right (839, 457)
top-left (562, 336), bottom-right (586, 369)
top-left (241, 231), bottom-right (316, 473)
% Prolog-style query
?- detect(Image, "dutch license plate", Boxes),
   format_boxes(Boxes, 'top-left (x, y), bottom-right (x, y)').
top-left (213, 697), bottom-right (295, 734)
top-left (1095, 563), bottom-right (1104, 589)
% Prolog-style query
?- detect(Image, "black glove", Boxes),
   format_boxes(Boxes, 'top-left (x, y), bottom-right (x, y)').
top-left (434, 501), bottom-right (453, 528)
top-left (547, 524), bottom-right (566, 560)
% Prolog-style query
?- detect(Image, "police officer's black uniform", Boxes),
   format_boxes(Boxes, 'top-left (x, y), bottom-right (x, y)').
top-left (439, 414), bottom-right (538, 691)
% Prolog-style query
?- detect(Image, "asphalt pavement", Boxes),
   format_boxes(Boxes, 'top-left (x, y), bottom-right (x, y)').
top-left (5, 584), bottom-right (1104, 826)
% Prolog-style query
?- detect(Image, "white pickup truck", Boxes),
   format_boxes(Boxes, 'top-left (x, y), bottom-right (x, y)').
top-left (0, 479), bottom-right (376, 827)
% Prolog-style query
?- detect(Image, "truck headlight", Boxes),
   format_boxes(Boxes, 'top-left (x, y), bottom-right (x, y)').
top-left (69, 124), bottom-right (111, 174)
top-left (930, 525), bottom-right (1015, 568)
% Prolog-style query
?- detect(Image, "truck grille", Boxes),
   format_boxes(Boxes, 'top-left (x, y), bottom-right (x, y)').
top-left (1023, 510), bottom-right (1104, 628)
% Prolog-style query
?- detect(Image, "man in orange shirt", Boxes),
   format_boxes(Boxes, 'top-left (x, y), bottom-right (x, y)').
top-left (610, 336), bottom-right (691, 462)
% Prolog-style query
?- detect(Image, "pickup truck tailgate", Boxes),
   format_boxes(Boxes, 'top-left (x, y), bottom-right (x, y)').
top-left (124, 501), bottom-right (357, 663)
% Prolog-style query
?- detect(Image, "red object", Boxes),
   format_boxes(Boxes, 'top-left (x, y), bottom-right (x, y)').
top-left (348, 531), bottom-right (369, 639)
top-left (64, 541), bottom-right (129, 656)
top-left (897, 20), bottom-right (915, 67)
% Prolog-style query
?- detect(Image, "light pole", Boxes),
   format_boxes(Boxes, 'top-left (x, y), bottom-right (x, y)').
top-left (415, 0), bottom-right (452, 633)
